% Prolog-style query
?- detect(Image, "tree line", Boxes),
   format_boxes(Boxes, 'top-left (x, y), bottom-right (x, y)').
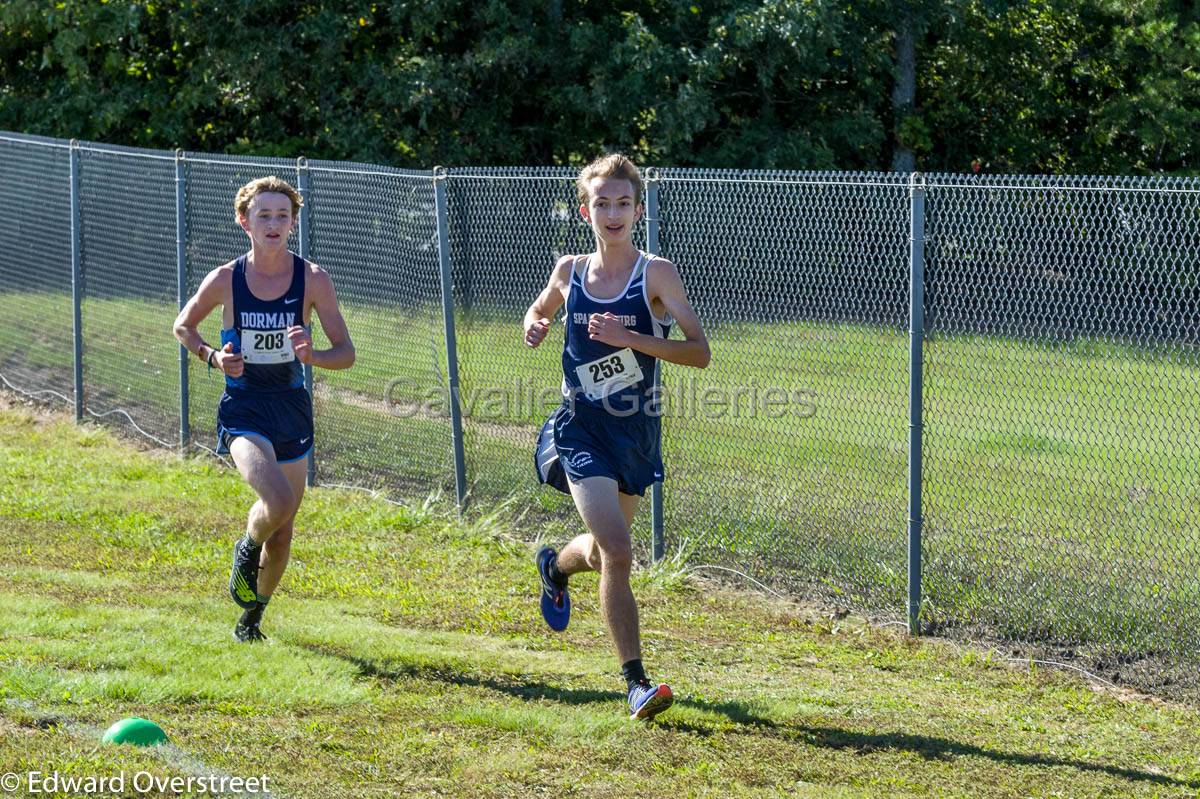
top-left (1, 0), bottom-right (1196, 174)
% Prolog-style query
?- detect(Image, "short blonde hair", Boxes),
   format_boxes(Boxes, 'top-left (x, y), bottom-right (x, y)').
top-left (234, 176), bottom-right (303, 218)
top-left (576, 153), bottom-right (644, 206)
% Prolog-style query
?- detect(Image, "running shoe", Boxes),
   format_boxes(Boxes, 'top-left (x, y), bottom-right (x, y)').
top-left (233, 621), bottom-right (267, 642)
top-left (628, 680), bottom-right (674, 721)
top-left (229, 536), bottom-right (262, 610)
top-left (535, 545), bottom-right (570, 631)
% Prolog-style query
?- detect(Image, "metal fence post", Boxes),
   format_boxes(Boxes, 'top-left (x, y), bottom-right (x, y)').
top-left (297, 157), bottom-right (316, 487)
top-left (433, 167), bottom-right (469, 511)
top-left (645, 169), bottom-right (665, 563)
top-left (69, 140), bottom-right (83, 423)
top-left (175, 150), bottom-right (189, 450)
top-left (907, 173), bottom-right (927, 636)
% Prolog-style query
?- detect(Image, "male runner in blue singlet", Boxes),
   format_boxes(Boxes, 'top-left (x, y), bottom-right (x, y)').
top-left (524, 154), bottom-right (710, 720)
top-left (173, 176), bottom-right (354, 642)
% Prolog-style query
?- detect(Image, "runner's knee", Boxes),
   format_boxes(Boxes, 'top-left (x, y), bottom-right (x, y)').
top-left (266, 523), bottom-right (293, 551)
top-left (597, 539), bottom-right (633, 572)
top-left (259, 485), bottom-right (297, 527)
top-left (584, 537), bottom-right (603, 570)
top-left (279, 515), bottom-right (296, 536)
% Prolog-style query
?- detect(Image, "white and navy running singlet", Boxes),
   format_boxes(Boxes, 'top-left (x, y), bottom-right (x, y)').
top-left (560, 251), bottom-right (672, 413)
top-left (535, 251), bottom-right (674, 497)
top-left (222, 253), bottom-right (307, 393)
top-left (215, 253), bottom-right (313, 463)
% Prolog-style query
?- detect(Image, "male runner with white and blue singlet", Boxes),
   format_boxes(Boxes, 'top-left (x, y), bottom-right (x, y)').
top-left (524, 154), bottom-right (710, 720)
top-left (174, 177), bottom-right (354, 642)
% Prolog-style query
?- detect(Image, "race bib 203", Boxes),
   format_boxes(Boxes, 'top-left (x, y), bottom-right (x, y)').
top-left (241, 328), bottom-right (295, 364)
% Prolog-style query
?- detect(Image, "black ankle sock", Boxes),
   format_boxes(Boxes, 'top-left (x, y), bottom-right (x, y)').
top-left (547, 556), bottom-right (567, 587)
top-left (239, 601), bottom-right (266, 627)
top-left (621, 659), bottom-right (647, 692)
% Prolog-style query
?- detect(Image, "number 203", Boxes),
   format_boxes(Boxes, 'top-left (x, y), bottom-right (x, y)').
top-left (254, 332), bottom-right (284, 350)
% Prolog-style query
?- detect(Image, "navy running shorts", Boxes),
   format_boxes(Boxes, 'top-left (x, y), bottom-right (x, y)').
top-left (534, 402), bottom-right (663, 497)
top-left (216, 386), bottom-right (313, 464)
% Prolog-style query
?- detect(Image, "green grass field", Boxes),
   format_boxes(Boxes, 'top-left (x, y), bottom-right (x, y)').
top-left (4, 399), bottom-right (1200, 797)
top-left (3, 289), bottom-right (1200, 674)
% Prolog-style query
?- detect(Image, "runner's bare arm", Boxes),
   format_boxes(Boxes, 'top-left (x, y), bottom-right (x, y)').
top-left (289, 266), bottom-right (354, 370)
top-left (524, 255), bottom-right (574, 348)
top-left (587, 259), bottom-right (710, 368)
top-left (173, 266), bottom-right (238, 370)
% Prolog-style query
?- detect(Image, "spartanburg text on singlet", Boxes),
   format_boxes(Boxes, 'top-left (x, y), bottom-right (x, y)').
top-left (561, 251), bottom-right (673, 414)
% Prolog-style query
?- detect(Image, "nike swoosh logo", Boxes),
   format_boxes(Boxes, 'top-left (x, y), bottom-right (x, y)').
top-left (284, 298), bottom-right (298, 305)
top-left (300, 438), bottom-right (310, 445)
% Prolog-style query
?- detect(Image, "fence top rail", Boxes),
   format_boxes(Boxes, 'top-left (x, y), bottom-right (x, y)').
top-left (437, 175), bottom-right (910, 192)
top-left (180, 155), bottom-right (295, 170)
top-left (70, 142), bottom-right (295, 170)
top-left (75, 142), bottom-right (176, 162)
top-left (924, 179), bottom-right (1200, 196)
top-left (441, 173), bottom-right (574, 183)
top-left (6, 131), bottom-right (1200, 193)
top-left (0, 132), bottom-right (71, 150)
top-left (306, 163), bottom-right (431, 181)
top-left (650, 175), bottom-right (908, 190)
top-left (439, 168), bottom-right (911, 190)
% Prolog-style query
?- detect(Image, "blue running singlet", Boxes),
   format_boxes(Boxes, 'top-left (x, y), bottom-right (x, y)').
top-left (561, 251), bottom-right (672, 415)
top-left (535, 251), bottom-right (674, 496)
top-left (220, 252), bottom-right (307, 393)
top-left (214, 252), bottom-right (312, 464)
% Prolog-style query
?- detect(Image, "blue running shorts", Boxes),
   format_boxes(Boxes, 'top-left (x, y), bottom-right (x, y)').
top-left (216, 386), bottom-right (313, 464)
top-left (534, 402), bottom-right (663, 497)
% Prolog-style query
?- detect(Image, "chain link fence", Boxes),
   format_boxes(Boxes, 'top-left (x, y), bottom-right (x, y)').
top-left (77, 143), bottom-right (180, 445)
top-left (444, 168), bottom-right (615, 528)
top-left (306, 160), bottom-right (454, 495)
top-left (654, 170), bottom-right (911, 610)
top-left (2, 132), bottom-right (1199, 696)
top-left (0, 135), bottom-right (74, 403)
top-left (922, 175), bottom-right (1200, 691)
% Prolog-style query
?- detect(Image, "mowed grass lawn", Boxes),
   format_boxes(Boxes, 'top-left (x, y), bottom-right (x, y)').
top-left (5, 289), bottom-right (1200, 654)
top-left (3, 398), bottom-right (1200, 798)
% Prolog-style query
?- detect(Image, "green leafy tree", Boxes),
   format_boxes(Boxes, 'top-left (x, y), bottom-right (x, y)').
top-left (0, 0), bottom-right (1197, 173)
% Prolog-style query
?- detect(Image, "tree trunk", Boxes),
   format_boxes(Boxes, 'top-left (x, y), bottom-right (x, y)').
top-left (891, 14), bottom-right (917, 173)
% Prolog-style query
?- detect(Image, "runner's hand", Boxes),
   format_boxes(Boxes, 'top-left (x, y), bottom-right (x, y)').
top-left (525, 317), bottom-right (551, 348)
top-left (288, 325), bottom-right (313, 364)
top-left (587, 313), bottom-right (631, 346)
top-left (218, 342), bottom-right (244, 378)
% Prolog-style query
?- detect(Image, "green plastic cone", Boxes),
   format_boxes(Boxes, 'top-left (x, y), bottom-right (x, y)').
top-left (101, 717), bottom-right (169, 747)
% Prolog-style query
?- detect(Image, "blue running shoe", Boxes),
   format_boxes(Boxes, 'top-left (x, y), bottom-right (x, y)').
top-left (628, 680), bottom-right (674, 721)
top-left (229, 536), bottom-right (262, 610)
top-left (535, 545), bottom-right (570, 631)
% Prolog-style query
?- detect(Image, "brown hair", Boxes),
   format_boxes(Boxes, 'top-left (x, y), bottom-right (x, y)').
top-left (576, 153), bottom-right (643, 206)
top-left (234, 176), bottom-right (303, 218)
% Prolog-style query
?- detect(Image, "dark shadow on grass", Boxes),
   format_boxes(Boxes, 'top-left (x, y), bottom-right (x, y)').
top-left (299, 642), bottom-right (622, 705)
top-left (658, 717), bottom-right (1195, 788)
top-left (297, 643), bottom-right (1192, 788)
top-left (298, 643), bottom-right (774, 726)
top-left (793, 725), bottom-right (1198, 790)
top-left (668, 699), bottom-right (778, 729)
